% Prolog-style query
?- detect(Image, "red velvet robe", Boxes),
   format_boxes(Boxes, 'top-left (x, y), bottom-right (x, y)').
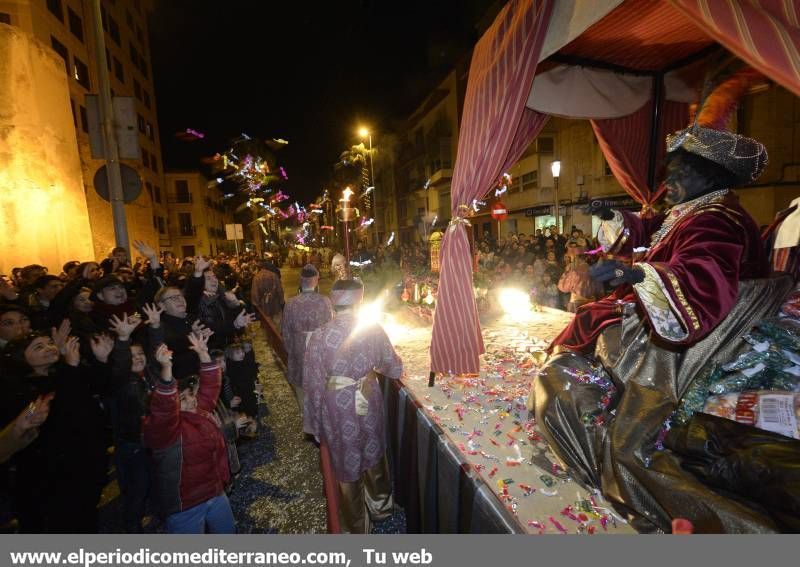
top-left (551, 192), bottom-right (768, 353)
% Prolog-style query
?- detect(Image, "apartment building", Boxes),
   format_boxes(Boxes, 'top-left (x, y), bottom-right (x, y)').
top-left (0, 0), bottom-right (169, 258)
top-left (164, 172), bottom-right (234, 258)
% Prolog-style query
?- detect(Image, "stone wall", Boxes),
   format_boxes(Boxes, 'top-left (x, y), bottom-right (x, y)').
top-left (0, 23), bottom-right (94, 273)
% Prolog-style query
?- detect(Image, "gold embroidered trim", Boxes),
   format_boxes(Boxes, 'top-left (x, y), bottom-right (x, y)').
top-left (655, 263), bottom-right (701, 331)
top-left (633, 262), bottom-right (689, 335)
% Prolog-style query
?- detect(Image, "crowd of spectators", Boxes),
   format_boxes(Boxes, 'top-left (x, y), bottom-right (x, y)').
top-left (476, 225), bottom-right (605, 311)
top-left (0, 243), bottom-right (274, 533)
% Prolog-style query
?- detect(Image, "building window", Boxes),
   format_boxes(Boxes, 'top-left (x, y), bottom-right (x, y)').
top-left (108, 16), bottom-right (120, 46)
top-left (145, 182), bottom-right (153, 200)
top-left (133, 79), bottom-right (141, 99)
top-left (50, 36), bottom-right (69, 75)
top-left (69, 98), bottom-right (77, 127)
top-left (157, 216), bottom-right (166, 234)
top-left (100, 5), bottom-right (107, 30)
top-left (143, 90), bottom-right (151, 109)
top-left (79, 105), bottom-right (89, 133)
top-left (536, 137), bottom-right (554, 153)
top-left (522, 171), bottom-right (538, 191)
top-left (146, 121), bottom-right (154, 141)
top-left (154, 185), bottom-right (161, 203)
top-left (0, 12), bottom-right (11, 25)
top-left (105, 48), bottom-right (111, 71)
top-left (46, 0), bottom-right (63, 22)
top-left (73, 56), bottom-right (90, 89)
top-left (150, 154), bottom-right (158, 173)
top-left (67, 7), bottom-right (83, 41)
top-left (129, 41), bottom-right (139, 65)
top-left (178, 213), bottom-right (193, 236)
top-left (137, 113), bottom-right (146, 133)
top-left (153, 215), bottom-right (158, 230)
top-left (141, 149), bottom-right (149, 167)
top-left (126, 10), bottom-right (134, 28)
top-left (174, 180), bottom-right (191, 203)
top-left (113, 57), bottom-right (124, 82)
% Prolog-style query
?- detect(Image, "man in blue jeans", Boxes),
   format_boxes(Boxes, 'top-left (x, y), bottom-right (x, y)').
top-left (143, 330), bottom-right (235, 534)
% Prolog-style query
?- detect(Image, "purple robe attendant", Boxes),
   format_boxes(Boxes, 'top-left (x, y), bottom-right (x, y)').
top-left (281, 291), bottom-right (333, 388)
top-left (302, 313), bottom-right (403, 482)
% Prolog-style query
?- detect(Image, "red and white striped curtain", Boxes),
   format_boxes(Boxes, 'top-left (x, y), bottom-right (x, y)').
top-left (430, 0), bottom-right (554, 374)
top-left (670, 0), bottom-right (800, 97)
top-left (591, 99), bottom-right (689, 209)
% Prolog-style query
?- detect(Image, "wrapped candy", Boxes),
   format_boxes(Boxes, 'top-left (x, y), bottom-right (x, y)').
top-left (702, 390), bottom-right (800, 439)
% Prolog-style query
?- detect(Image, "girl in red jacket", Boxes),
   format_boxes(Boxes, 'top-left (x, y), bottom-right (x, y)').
top-left (143, 332), bottom-right (235, 533)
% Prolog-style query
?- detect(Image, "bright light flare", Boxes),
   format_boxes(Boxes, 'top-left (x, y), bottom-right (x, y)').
top-left (498, 288), bottom-right (534, 322)
top-left (357, 297), bottom-right (386, 329)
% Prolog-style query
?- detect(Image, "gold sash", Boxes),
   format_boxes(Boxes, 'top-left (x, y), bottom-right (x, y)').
top-left (326, 372), bottom-right (376, 416)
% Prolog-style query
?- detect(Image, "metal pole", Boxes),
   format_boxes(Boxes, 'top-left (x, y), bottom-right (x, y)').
top-left (369, 135), bottom-right (379, 249)
top-left (646, 73), bottom-right (665, 193)
top-left (553, 176), bottom-right (560, 233)
top-left (89, 0), bottom-right (129, 253)
top-left (343, 218), bottom-right (351, 276)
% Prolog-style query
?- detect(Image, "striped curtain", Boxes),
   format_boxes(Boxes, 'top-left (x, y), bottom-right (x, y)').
top-left (670, 0), bottom-right (800, 97)
top-left (591, 99), bottom-right (689, 209)
top-left (429, 0), bottom-right (554, 374)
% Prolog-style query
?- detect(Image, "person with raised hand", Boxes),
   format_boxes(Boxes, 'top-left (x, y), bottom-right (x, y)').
top-left (185, 256), bottom-right (255, 351)
top-left (148, 286), bottom-right (200, 378)
top-left (143, 330), bottom-right (235, 533)
top-left (0, 392), bottom-right (54, 463)
top-left (103, 308), bottom-right (154, 533)
top-left (0, 332), bottom-right (107, 532)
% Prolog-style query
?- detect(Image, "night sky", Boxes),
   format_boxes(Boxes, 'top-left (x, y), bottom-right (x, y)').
top-left (149, 0), bottom-right (497, 203)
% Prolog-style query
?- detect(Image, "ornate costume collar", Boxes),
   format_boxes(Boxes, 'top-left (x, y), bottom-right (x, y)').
top-left (650, 189), bottom-right (730, 247)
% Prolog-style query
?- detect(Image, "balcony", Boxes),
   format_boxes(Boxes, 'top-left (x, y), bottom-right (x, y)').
top-left (169, 194), bottom-right (193, 204)
top-left (177, 225), bottom-right (196, 237)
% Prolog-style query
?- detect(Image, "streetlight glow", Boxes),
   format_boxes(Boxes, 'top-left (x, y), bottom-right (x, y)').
top-left (343, 187), bottom-right (354, 202)
top-left (551, 160), bottom-right (561, 178)
top-left (358, 127), bottom-right (369, 138)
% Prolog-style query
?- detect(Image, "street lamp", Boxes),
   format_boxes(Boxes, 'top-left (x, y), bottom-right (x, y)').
top-left (551, 160), bottom-right (561, 233)
top-left (339, 187), bottom-right (355, 273)
top-left (358, 127), bottom-right (378, 247)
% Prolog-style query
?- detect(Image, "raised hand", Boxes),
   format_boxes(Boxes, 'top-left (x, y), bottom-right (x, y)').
top-left (190, 319), bottom-right (211, 340)
top-left (63, 336), bottom-right (81, 367)
top-left (194, 256), bottom-right (210, 276)
top-left (187, 331), bottom-right (212, 363)
top-left (51, 319), bottom-right (72, 355)
top-left (154, 343), bottom-right (172, 367)
top-left (223, 285), bottom-right (241, 306)
top-left (109, 313), bottom-right (140, 340)
top-left (90, 334), bottom-right (114, 363)
top-left (133, 239), bottom-right (157, 260)
top-left (141, 303), bottom-right (163, 328)
top-left (11, 393), bottom-right (55, 448)
top-left (234, 309), bottom-right (256, 330)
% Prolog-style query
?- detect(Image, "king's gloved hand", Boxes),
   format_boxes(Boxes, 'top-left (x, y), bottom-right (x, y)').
top-left (582, 199), bottom-right (615, 221)
top-left (589, 259), bottom-right (644, 287)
